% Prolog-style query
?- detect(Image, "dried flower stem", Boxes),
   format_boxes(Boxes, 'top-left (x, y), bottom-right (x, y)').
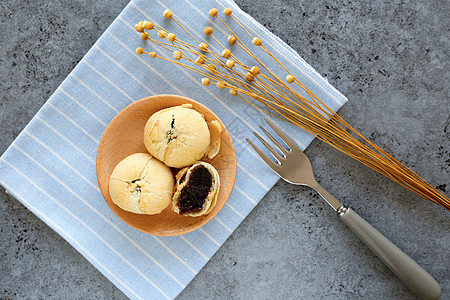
top-left (133, 9), bottom-right (449, 210)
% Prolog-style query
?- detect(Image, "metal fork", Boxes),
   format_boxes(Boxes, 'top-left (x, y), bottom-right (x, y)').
top-left (246, 119), bottom-right (441, 300)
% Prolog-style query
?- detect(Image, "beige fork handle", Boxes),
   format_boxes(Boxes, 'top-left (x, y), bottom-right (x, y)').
top-left (340, 208), bottom-right (441, 300)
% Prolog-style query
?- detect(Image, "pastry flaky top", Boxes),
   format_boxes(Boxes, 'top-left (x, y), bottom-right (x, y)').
top-left (143, 104), bottom-right (222, 168)
top-left (109, 153), bottom-right (174, 215)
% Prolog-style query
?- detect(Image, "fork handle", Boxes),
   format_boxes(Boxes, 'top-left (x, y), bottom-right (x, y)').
top-left (339, 207), bottom-right (441, 300)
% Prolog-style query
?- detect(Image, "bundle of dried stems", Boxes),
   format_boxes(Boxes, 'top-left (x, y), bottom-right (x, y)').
top-left (133, 7), bottom-right (449, 210)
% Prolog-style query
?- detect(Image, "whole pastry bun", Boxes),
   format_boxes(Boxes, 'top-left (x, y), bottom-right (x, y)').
top-left (172, 162), bottom-right (220, 217)
top-left (143, 105), bottom-right (212, 168)
top-left (109, 153), bottom-right (174, 215)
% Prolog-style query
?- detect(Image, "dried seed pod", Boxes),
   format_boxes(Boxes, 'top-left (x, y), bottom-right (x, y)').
top-left (173, 51), bottom-right (182, 60)
top-left (217, 81), bottom-right (226, 89)
top-left (245, 72), bottom-right (255, 82)
top-left (252, 37), bottom-right (262, 46)
top-left (172, 162), bottom-right (220, 217)
top-left (135, 22), bottom-right (144, 33)
top-left (222, 49), bottom-right (231, 58)
top-left (141, 32), bottom-right (149, 40)
top-left (158, 30), bottom-right (167, 39)
top-left (286, 74), bottom-right (295, 83)
top-left (109, 153), bottom-right (174, 215)
top-left (163, 9), bottom-right (173, 19)
top-left (224, 8), bottom-right (233, 16)
top-left (230, 89), bottom-right (238, 96)
top-left (136, 47), bottom-right (144, 55)
top-left (204, 27), bottom-right (213, 36)
top-left (202, 78), bottom-right (210, 86)
top-left (228, 35), bottom-right (237, 45)
top-left (195, 56), bottom-right (205, 64)
top-left (209, 8), bottom-right (218, 17)
top-left (149, 52), bottom-right (157, 58)
top-left (199, 42), bottom-right (209, 52)
top-left (167, 33), bottom-right (176, 42)
top-left (208, 63), bottom-right (216, 73)
top-left (226, 59), bottom-right (235, 69)
top-left (143, 21), bottom-right (154, 30)
top-left (250, 66), bottom-right (261, 75)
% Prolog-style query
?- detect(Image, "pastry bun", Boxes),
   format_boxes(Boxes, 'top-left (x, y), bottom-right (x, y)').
top-left (143, 105), bottom-right (212, 168)
top-left (109, 153), bottom-right (174, 215)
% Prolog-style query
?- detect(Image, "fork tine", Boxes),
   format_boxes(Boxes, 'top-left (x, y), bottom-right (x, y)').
top-left (246, 138), bottom-right (282, 173)
top-left (259, 125), bottom-right (289, 156)
top-left (253, 131), bottom-right (284, 162)
top-left (265, 118), bottom-right (301, 152)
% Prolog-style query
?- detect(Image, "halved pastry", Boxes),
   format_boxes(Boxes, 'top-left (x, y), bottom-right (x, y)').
top-left (109, 153), bottom-right (174, 215)
top-left (172, 162), bottom-right (220, 217)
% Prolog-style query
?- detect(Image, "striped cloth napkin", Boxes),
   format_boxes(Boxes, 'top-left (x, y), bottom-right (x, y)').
top-left (0, 0), bottom-right (347, 299)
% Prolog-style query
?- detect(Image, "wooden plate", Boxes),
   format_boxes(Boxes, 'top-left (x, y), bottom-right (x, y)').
top-left (96, 94), bottom-right (237, 236)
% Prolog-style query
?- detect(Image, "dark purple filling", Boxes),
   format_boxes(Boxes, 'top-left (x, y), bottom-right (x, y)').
top-left (178, 166), bottom-right (212, 214)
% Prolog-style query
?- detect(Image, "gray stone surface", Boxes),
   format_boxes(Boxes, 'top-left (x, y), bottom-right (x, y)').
top-left (0, 0), bottom-right (448, 299)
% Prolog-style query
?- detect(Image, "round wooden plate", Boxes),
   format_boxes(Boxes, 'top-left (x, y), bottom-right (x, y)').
top-left (96, 94), bottom-right (237, 236)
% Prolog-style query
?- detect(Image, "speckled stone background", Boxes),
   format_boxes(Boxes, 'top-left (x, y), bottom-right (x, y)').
top-left (0, 0), bottom-right (449, 299)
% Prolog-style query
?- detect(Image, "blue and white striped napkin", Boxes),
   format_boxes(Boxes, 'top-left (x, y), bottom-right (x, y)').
top-left (0, 0), bottom-right (347, 299)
